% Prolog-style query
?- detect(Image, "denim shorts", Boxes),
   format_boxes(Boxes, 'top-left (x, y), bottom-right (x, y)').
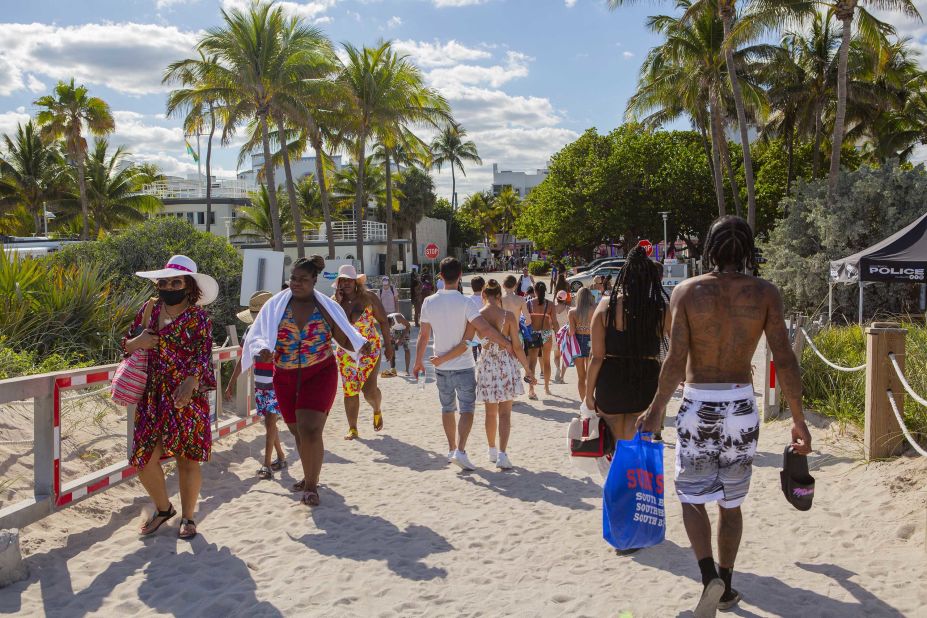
top-left (435, 368), bottom-right (477, 414)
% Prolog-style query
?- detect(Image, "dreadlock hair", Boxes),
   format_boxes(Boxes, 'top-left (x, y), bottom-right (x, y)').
top-left (607, 246), bottom-right (668, 369)
top-left (703, 215), bottom-right (757, 274)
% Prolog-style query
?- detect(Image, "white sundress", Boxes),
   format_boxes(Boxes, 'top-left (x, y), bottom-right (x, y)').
top-left (476, 313), bottom-right (525, 403)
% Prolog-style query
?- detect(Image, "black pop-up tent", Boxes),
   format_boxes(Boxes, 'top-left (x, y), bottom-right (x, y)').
top-left (829, 211), bottom-right (927, 322)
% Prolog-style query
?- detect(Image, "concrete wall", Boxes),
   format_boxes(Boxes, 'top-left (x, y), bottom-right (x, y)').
top-left (491, 162), bottom-right (549, 198)
top-left (414, 217), bottom-right (447, 263)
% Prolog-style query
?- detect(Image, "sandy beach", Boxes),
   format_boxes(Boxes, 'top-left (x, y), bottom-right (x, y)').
top-left (0, 334), bottom-right (925, 617)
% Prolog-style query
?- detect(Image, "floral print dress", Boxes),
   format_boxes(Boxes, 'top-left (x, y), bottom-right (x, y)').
top-left (335, 306), bottom-right (382, 397)
top-left (476, 313), bottom-right (525, 403)
top-left (124, 302), bottom-right (216, 467)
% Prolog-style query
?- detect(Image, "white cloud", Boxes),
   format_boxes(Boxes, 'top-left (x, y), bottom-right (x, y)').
top-left (0, 107), bottom-right (31, 137)
top-left (25, 74), bottom-right (45, 93)
top-left (623, 51), bottom-right (635, 58)
top-left (346, 10), bottom-right (362, 21)
top-left (393, 39), bottom-right (492, 67)
top-left (433, 0), bottom-right (489, 7)
top-left (386, 16), bottom-right (402, 28)
top-left (565, 0), bottom-right (578, 6)
top-left (155, 0), bottom-right (196, 8)
top-left (427, 51), bottom-right (531, 88)
top-left (0, 22), bottom-right (199, 96)
top-left (220, 0), bottom-right (339, 23)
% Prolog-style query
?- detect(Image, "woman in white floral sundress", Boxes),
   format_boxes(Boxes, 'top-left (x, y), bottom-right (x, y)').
top-left (430, 280), bottom-right (535, 470)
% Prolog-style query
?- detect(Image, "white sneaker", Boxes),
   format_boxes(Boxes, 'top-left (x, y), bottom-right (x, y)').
top-left (447, 450), bottom-right (455, 463)
top-left (496, 452), bottom-right (514, 470)
top-left (488, 447), bottom-right (498, 463)
top-left (451, 450), bottom-right (476, 471)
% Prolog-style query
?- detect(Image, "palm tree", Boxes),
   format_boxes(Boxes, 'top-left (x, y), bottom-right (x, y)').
top-left (493, 188), bottom-right (521, 257)
top-left (396, 166), bottom-right (436, 266)
top-left (824, 0), bottom-right (918, 197)
top-left (332, 157), bottom-right (393, 216)
top-left (55, 139), bottom-right (162, 237)
top-left (0, 120), bottom-right (65, 234)
top-left (235, 183), bottom-right (293, 244)
top-left (34, 79), bottom-right (115, 240)
top-left (430, 123), bottom-right (482, 211)
top-left (373, 136), bottom-right (430, 272)
top-left (164, 52), bottom-right (223, 233)
top-left (337, 41), bottom-right (451, 272)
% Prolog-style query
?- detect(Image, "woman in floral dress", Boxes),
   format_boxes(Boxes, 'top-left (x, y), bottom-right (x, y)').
top-left (123, 255), bottom-right (219, 540)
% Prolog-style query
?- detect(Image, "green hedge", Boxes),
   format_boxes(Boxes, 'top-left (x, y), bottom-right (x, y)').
top-left (801, 324), bottom-right (927, 441)
top-left (528, 260), bottom-right (550, 276)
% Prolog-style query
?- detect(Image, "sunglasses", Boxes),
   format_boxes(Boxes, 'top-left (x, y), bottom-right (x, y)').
top-left (155, 278), bottom-right (187, 290)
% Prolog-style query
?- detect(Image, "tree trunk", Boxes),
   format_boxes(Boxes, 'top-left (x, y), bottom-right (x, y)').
top-left (451, 165), bottom-right (457, 210)
top-left (205, 102), bottom-right (215, 233)
top-left (384, 154), bottom-right (394, 274)
top-left (786, 117), bottom-right (795, 196)
top-left (812, 101), bottom-right (823, 178)
top-left (714, 103), bottom-right (743, 217)
top-left (278, 117), bottom-right (304, 259)
top-left (411, 220), bottom-right (419, 266)
top-left (829, 10), bottom-right (855, 201)
top-left (75, 153), bottom-right (90, 241)
top-left (708, 93), bottom-right (727, 217)
top-left (354, 139), bottom-right (366, 271)
top-left (697, 117), bottom-right (713, 172)
top-left (260, 114), bottom-right (283, 252)
top-left (721, 8), bottom-right (757, 229)
top-left (308, 125), bottom-right (336, 259)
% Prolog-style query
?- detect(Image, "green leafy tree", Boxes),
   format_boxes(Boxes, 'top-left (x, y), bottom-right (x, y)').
top-left (459, 191), bottom-right (500, 246)
top-left (429, 196), bottom-right (481, 251)
top-left (34, 78), bottom-right (115, 240)
top-left (235, 183), bottom-right (293, 244)
top-left (0, 120), bottom-right (65, 234)
top-left (430, 124), bottom-right (482, 210)
top-left (396, 166), bottom-right (436, 265)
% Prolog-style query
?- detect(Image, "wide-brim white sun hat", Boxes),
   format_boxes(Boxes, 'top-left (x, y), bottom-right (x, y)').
top-left (336, 264), bottom-right (367, 285)
top-left (135, 254), bottom-right (220, 306)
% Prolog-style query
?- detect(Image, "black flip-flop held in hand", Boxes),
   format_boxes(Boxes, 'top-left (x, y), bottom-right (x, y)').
top-left (781, 445), bottom-right (815, 511)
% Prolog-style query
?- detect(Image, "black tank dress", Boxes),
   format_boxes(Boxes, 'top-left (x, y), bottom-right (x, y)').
top-left (594, 327), bottom-right (661, 415)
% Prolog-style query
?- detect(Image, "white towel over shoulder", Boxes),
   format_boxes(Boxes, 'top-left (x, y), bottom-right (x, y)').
top-left (241, 289), bottom-right (366, 372)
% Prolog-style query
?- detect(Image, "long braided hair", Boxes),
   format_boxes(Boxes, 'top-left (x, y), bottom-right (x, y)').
top-left (606, 246), bottom-right (668, 366)
top-left (703, 215), bottom-right (757, 274)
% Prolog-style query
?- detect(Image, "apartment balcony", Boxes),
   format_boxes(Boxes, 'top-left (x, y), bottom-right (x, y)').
top-left (305, 220), bottom-right (387, 242)
top-left (140, 179), bottom-right (255, 200)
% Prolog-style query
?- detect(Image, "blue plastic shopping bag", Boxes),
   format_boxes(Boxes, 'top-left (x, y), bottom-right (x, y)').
top-left (603, 432), bottom-right (666, 551)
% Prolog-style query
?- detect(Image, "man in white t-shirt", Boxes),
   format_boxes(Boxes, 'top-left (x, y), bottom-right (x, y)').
top-left (413, 259), bottom-right (512, 470)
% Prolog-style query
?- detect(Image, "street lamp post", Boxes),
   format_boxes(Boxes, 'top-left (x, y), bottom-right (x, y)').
top-left (659, 211), bottom-right (670, 261)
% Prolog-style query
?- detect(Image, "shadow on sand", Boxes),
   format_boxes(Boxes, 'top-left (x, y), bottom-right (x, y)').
top-left (360, 434), bottom-right (450, 472)
top-left (293, 487), bottom-right (452, 581)
top-left (460, 465), bottom-right (601, 511)
top-left (625, 539), bottom-right (903, 617)
top-left (0, 432), bottom-right (281, 617)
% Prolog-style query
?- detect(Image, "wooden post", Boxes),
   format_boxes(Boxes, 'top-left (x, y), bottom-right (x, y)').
top-left (792, 315), bottom-right (806, 362)
top-left (33, 390), bottom-right (55, 499)
top-left (864, 322), bottom-right (906, 459)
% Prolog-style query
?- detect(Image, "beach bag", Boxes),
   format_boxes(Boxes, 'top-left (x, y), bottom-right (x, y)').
top-left (568, 405), bottom-right (613, 482)
top-left (603, 432), bottom-right (666, 551)
top-left (556, 325), bottom-right (579, 368)
top-left (111, 298), bottom-right (157, 406)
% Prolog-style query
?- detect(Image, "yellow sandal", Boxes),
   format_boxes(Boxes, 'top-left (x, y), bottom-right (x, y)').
top-left (373, 410), bottom-right (384, 432)
top-left (344, 427), bottom-right (359, 440)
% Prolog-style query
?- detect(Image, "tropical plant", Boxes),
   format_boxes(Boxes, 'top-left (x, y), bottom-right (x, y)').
top-left (336, 41), bottom-right (451, 271)
top-left (460, 191), bottom-right (500, 246)
top-left (395, 166), bottom-right (436, 265)
top-left (235, 183), bottom-right (293, 244)
top-left (494, 187), bottom-right (522, 254)
top-left (332, 157), bottom-right (396, 218)
top-left (54, 139), bottom-right (162, 237)
top-left (164, 51), bottom-right (224, 233)
top-left (373, 137), bottom-right (429, 271)
top-left (0, 120), bottom-right (64, 234)
top-left (430, 123), bottom-right (482, 210)
top-left (33, 79), bottom-right (115, 240)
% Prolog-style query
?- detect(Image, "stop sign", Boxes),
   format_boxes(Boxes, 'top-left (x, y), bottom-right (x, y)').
top-left (638, 239), bottom-right (654, 257)
top-left (424, 243), bottom-right (440, 260)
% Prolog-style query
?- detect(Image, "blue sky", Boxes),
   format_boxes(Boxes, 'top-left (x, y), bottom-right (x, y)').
top-left (0, 0), bottom-right (924, 199)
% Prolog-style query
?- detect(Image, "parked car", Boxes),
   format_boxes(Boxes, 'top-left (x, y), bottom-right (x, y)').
top-left (567, 263), bottom-right (624, 292)
top-left (570, 256), bottom-right (625, 275)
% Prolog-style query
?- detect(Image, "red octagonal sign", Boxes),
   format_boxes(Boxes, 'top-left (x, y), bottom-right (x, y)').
top-left (424, 243), bottom-right (440, 260)
top-left (638, 239), bottom-right (654, 257)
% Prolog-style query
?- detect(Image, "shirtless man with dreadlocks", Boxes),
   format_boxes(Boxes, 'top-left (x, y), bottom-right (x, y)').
top-left (638, 215), bottom-right (812, 617)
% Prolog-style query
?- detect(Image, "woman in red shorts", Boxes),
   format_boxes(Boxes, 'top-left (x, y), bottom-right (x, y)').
top-left (246, 256), bottom-right (367, 506)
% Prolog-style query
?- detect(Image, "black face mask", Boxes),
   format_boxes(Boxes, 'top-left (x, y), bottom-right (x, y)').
top-left (158, 288), bottom-right (188, 306)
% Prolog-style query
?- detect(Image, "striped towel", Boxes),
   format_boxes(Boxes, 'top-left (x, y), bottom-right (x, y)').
top-left (556, 325), bottom-right (580, 368)
top-left (254, 361), bottom-right (274, 390)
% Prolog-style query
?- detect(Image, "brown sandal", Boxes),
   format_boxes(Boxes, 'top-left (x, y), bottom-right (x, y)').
top-left (301, 490), bottom-right (320, 507)
top-left (140, 504), bottom-right (176, 536)
top-left (178, 518), bottom-right (197, 540)
top-left (292, 479), bottom-right (306, 491)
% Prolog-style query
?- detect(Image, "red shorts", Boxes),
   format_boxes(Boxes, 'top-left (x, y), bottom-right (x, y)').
top-left (273, 356), bottom-right (338, 424)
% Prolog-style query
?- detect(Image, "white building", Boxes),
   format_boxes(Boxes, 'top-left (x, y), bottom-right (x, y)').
top-left (491, 161), bottom-right (550, 198)
top-left (236, 152), bottom-right (345, 186)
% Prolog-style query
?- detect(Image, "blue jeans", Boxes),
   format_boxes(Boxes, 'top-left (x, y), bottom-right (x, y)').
top-left (435, 368), bottom-right (477, 413)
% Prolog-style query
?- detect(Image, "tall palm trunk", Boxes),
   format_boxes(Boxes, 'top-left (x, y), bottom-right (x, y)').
top-left (786, 118), bottom-right (795, 196)
top-left (384, 154), bottom-right (394, 275)
top-left (720, 5), bottom-right (757, 228)
top-left (411, 220), bottom-right (419, 266)
top-left (829, 6), bottom-right (856, 199)
top-left (259, 113), bottom-right (283, 252)
top-left (708, 93), bottom-right (727, 217)
top-left (205, 102), bottom-right (215, 233)
top-left (277, 116), bottom-right (305, 259)
top-left (713, 103), bottom-right (743, 217)
top-left (75, 152), bottom-right (90, 240)
top-left (310, 134), bottom-right (336, 259)
top-left (812, 102), bottom-right (824, 178)
top-left (450, 166), bottom-right (457, 210)
top-left (354, 138), bottom-right (367, 271)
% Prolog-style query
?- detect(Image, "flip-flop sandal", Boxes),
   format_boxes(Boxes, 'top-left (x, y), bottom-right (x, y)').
top-left (270, 457), bottom-right (287, 471)
top-left (301, 490), bottom-right (320, 507)
top-left (257, 465), bottom-right (273, 480)
top-left (373, 411), bottom-right (384, 432)
top-left (292, 479), bottom-right (306, 492)
top-left (140, 504), bottom-right (176, 536)
top-left (780, 445), bottom-right (815, 511)
top-left (344, 428), bottom-right (359, 440)
top-left (178, 518), bottom-right (197, 540)
top-left (528, 393), bottom-right (538, 400)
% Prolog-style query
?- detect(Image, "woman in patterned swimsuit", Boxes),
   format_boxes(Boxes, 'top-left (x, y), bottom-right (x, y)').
top-left (334, 265), bottom-right (394, 440)
top-left (123, 255), bottom-right (219, 540)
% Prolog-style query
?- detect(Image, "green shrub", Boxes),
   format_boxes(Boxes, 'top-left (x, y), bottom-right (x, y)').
top-left (50, 218), bottom-right (243, 342)
top-left (801, 324), bottom-right (927, 441)
top-left (0, 340), bottom-right (93, 379)
top-left (528, 260), bottom-right (550, 276)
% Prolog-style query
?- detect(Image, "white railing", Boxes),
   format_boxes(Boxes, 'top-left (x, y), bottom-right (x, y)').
top-left (139, 179), bottom-right (255, 200)
top-left (314, 220), bottom-right (387, 241)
